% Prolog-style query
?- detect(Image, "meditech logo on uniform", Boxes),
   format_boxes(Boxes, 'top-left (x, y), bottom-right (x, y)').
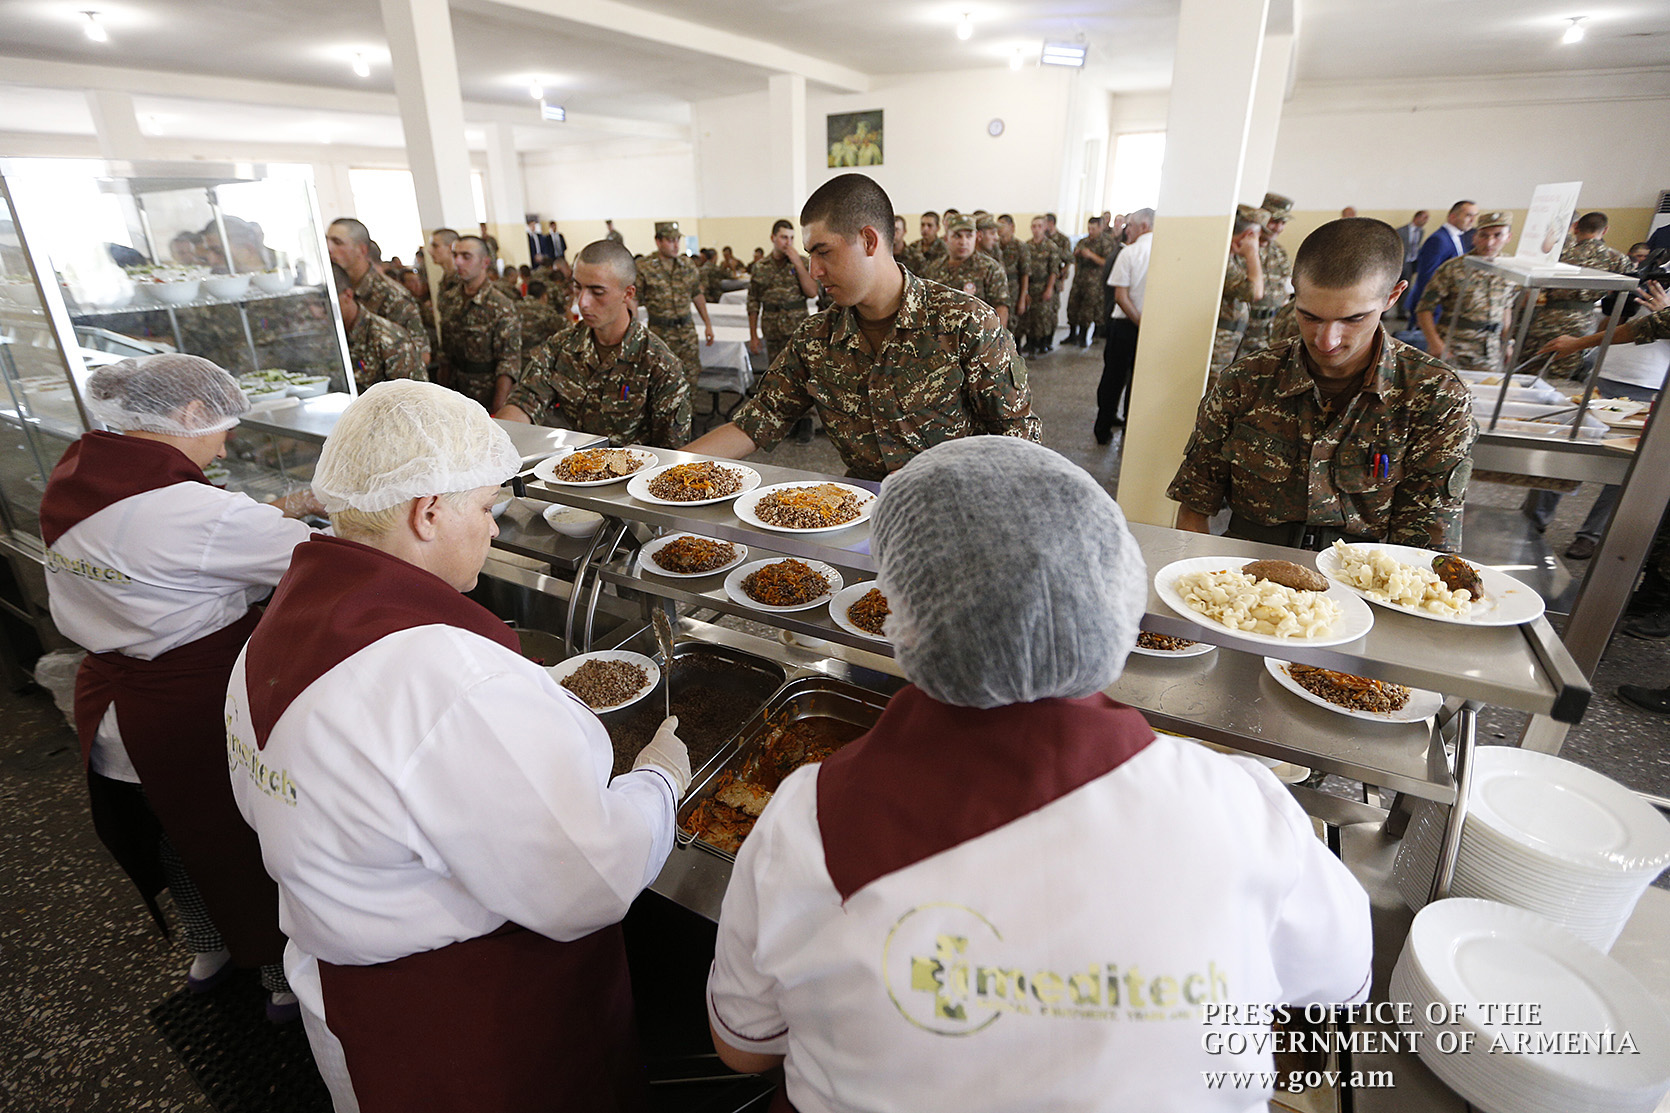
top-left (45, 549), bottom-right (133, 584)
top-left (882, 903), bottom-right (1229, 1036)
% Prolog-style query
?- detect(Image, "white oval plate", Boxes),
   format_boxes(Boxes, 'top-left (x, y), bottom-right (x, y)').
top-left (546, 650), bottom-right (660, 713)
top-left (1155, 556), bottom-right (1374, 648)
top-left (733, 481), bottom-right (876, 533)
top-left (724, 558), bottom-right (843, 613)
top-left (1130, 633), bottom-right (1217, 658)
top-left (828, 581), bottom-right (890, 643)
top-left (639, 533), bottom-right (748, 579)
top-left (532, 447), bottom-right (657, 487)
top-left (1264, 658), bottom-right (1442, 724)
top-left (1316, 542), bottom-right (1545, 627)
top-left (627, 461), bottom-right (761, 506)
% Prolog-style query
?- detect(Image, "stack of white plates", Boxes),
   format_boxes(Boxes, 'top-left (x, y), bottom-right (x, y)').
top-left (1392, 748), bottom-right (1670, 951)
top-left (1388, 899), bottom-right (1670, 1113)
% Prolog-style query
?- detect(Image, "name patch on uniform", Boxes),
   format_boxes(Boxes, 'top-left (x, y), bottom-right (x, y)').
top-left (883, 903), bottom-right (1226, 1036)
top-left (45, 549), bottom-right (133, 584)
top-left (227, 713), bottom-right (298, 806)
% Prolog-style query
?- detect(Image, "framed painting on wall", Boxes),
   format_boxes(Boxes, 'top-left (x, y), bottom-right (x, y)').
top-left (827, 110), bottom-right (883, 168)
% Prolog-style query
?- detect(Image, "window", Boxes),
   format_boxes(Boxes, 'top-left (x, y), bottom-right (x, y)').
top-left (347, 168), bottom-right (488, 263)
top-left (1107, 132), bottom-right (1165, 214)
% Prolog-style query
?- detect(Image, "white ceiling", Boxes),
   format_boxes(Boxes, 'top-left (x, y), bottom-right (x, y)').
top-left (0, 0), bottom-right (1665, 150)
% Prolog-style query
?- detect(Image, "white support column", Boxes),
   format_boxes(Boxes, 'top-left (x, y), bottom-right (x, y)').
top-left (311, 162), bottom-right (358, 224)
top-left (484, 122), bottom-right (530, 266)
top-left (380, 0), bottom-right (476, 235)
top-left (767, 74), bottom-right (807, 218)
top-left (1238, 24), bottom-right (1294, 205)
top-left (84, 89), bottom-right (147, 161)
top-left (1115, 0), bottom-right (1273, 527)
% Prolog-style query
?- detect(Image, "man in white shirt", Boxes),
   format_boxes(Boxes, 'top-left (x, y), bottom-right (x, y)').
top-left (1094, 206), bottom-right (1154, 443)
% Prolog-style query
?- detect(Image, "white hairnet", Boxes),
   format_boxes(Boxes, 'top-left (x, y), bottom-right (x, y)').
top-left (85, 354), bottom-right (248, 436)
top-left (312, 380), bottom-right (521, 513)
top-left (872, 436), bottom-right (1147, 708)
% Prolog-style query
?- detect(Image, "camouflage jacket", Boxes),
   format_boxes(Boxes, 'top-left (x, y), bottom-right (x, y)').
top-left (1633, 305), bottom-right (1670, 344)
top-left (1048, 229), bottom-right (1072, 262)
top-left (1218, 253), bottom-right (1257, 332)
top-left (1247, 240), bottom-right (1290, 319)
top-left (638, 252), bottom-right (702, 324)
top-left (700, 261), bottom-right (725, 304)
top-left (921, 251), bottom-right (1010, 310)
top-left (347, 308), bottom-right (427, 391)
top-left (901, 236), bottom-right (947, 276)
top-left (1167, 331), bottom-right (1477, 551)
top-left (1543, 237), bottom-right (1636, 303)
top-left (732, 266), bottom-right (1042, 480)
top-left (1418, 255), bottom-right (1516, 335)
top-left (506, 318), bottom-right (691, 449)
top-left (439, 279), bottom-right (521, 382)
top-left (996, 239), bottom-right (1030, 301)
top-left (1023, 239), bottom-right (1066, 294)
top-left (1072, 233), bottom-right (1118, 288)
top-left (518, 299), bottom-right (567, 356)
top-left (747, 253), bottom-right (812, 331)
top-left (353, 267), bottom-right (431, 365)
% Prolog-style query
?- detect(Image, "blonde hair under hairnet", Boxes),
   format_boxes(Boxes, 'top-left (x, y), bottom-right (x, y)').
top-left (872, 437), bottom-right (1148, 708)
top-left (312, 380), bottom-right (520, 513)
top-left (85, 354), bottom-right (248, 436)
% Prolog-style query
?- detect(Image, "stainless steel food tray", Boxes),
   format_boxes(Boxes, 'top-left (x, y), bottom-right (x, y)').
top-left (600, 641), bottom-right (786, 779)
top-left (675, 675), bottom-right (891, 860)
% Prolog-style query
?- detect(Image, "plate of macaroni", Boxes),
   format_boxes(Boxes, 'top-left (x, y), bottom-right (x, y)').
top-left (1155, 557), bottom-right (1374, 648)
top-left (1316, 542), bottom-right (1544, 627)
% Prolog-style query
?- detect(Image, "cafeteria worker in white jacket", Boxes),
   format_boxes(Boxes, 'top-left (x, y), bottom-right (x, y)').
top-left (226, 380), bottom-right (689, 1113)
top-left (41, 354), bottom-right (316, 1021)
top-left (707, 437), bottom-right (1374, 1113)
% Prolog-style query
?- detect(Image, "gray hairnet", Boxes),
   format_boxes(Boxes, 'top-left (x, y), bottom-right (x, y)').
top-left (872, 436), bottom-right (1147, 708)
top-left (85, 354), bottom-right (248, 436)
top-left (312, 380), bottom-right (520, 513)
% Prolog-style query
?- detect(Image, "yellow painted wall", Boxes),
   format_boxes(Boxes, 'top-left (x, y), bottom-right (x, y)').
top-left (684, 213), bottom-right (1061, 258)
top-left (1280, 208), bottom-right (1657, 258)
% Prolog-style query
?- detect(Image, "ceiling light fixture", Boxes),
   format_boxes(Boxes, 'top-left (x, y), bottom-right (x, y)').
top-left (529, 81), bottom-right (544, 100)
top-left (81, 11), bottom-right (108, 42)
top-left (352, 52), bottom-right (370, 78)
top-left (956, 12), bottom-right (973, 41)
top-left (1040, 41), bottom-right (1087, 68)
top-left (1009, 48), bottom-right (1023, 71)
top-left (1561, 17), bottom-right (1586, 44)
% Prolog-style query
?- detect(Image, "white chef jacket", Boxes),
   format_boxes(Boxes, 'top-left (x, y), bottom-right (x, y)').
top-left (46, 481), bottom-right (311, 780)
top-left (708, 734), bottom-right (1371, 1113)
top-left (226, 623), bottom-right (677, 1111)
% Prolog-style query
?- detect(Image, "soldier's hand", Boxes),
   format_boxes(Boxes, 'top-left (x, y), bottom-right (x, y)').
top-left (1428, 337), bottom-right (1446, 359)
top-left (705, 326), bottom-right (715, 345)
top-left (1642, 280), bottom-right (1670, 312)
top-left (1541, 336), bottom-right (1582, 356)
top-left (748, 336), bottom-right (762, 355)
top-left (1017, 295), bottom-right (1029, 315)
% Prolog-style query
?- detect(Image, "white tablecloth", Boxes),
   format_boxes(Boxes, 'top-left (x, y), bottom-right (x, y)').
top-left (719, 289), bottom-right (749, 305)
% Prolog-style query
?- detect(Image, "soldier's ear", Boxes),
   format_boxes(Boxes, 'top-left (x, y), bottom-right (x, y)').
top-left (860, 226), bottom-right (881, 257)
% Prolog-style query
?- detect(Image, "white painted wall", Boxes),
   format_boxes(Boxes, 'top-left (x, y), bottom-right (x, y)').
top-left (521, 139), bottom-right (697, 221)
top-left (1270, 68), bottom-right (1670, 211)
top-left (692, 91), bottom-right (781, 219)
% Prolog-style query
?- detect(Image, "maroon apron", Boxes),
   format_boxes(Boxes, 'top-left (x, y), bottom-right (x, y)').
top-left (74, 606), bottom-right (285, 966)
top-left (245, 535), bottom-right (646, 1110)
top-left (317, 923), bottom-right (646, 1113)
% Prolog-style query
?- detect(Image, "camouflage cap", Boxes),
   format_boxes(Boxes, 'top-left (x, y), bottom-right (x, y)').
top-left (1261, 192), bottom-right (1294, 221)
top-left (654, 221), bottom-right (680, 239)
top-left (1236, 204), bottom-right (1271, 227)
top-left (975, 214), bottom-right (998, 232)
top-left (1475, 210), bottom-right (1512, 231)
top-left (944, 213), bottom-right (976, 234)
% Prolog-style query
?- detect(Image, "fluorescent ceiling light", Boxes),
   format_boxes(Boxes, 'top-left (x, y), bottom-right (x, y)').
top-left (956, 12), bottom-right (973, 41)
top-left (81, 11), bottom-right (108, 42)
top-left (540, 103), bottom-right (566, 122)
top-left (352, 52), bottom-right (370, 78)
top-left (528, 81), bottom-right (544, 100)
top-left (1040, 41), bottom-right (1087, 68)
top-left (1561, 17), bottom-right (1586, 44)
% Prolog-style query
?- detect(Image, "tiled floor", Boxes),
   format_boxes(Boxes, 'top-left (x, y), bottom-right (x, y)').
top-left (5, 328), bottom-right (1665, 1109)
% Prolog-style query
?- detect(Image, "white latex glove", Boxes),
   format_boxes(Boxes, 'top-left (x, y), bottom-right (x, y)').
top-left (632, 715), bottom-right (692, 798)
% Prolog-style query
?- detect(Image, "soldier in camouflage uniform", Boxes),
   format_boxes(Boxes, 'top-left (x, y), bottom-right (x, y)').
top-left (1417, 211), bottom-right (1516, 371)
top-left (994, 215), bottom-right (1031, 339)
top-left (517, 281), bottom-right (567, 358)
top-left (499, 240), bottom-right (690, 448)
top-left (1044, 213), bottom-right (1072, 260)
top-left (901, 212), bottom-right (947, 277)
top-left (605, 221), bottom-right (624, 246)
top-left (638, 221), bottom-right (714, 389)
top-left (436, 235), bottom-right (521, 410)
top-left (686, 173), bottom-right (1040, 480)
top-left (1065, 217), bottom-right (1115, 346)
top-left (1237, 192), bottom-right (1294, 359)
top-left (332, 262), bottom-right (426, 391)
top-left (747, 219), bottom-right (817, 365)
top-left (922, 213), bottom-right (1010, 327)
top-left (699, 249), bottom-right (726, 305)
top-left (1210, 206), bottom-right (1269, 380)
top-left (327, 218), bottom-right (432, 367)
top-left (1020, 217), bottom-right (1065, 355)
top-left (1524, 212), bottom-right (1639, 379)
top-left (1171, 217), bottom-right (1476, 552)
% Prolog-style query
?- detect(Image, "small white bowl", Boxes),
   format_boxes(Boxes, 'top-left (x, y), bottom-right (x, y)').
top-left (252, 270), bottom-right (295, 294)
top-left (203, 273), bottom-right (251, 300)
top-left (287, 377), bottom-right (330, 399)
top-left (145, 279), bottom-right (201, 305)
top-left (543, 504), bottom-right (603, 537)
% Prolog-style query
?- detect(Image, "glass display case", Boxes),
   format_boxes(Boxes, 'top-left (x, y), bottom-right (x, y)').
top-left (0, 158), bottom-right (353, 675)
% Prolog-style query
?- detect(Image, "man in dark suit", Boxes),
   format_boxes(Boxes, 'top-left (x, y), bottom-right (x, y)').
top-left (1405, 200), bottom-right (1477, 319)
top-left (526, 217), bottom-right (556, 266)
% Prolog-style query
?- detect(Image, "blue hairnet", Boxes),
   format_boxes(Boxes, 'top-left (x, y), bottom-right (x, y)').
top-left (872, 436), bottom-right (1147, 708)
